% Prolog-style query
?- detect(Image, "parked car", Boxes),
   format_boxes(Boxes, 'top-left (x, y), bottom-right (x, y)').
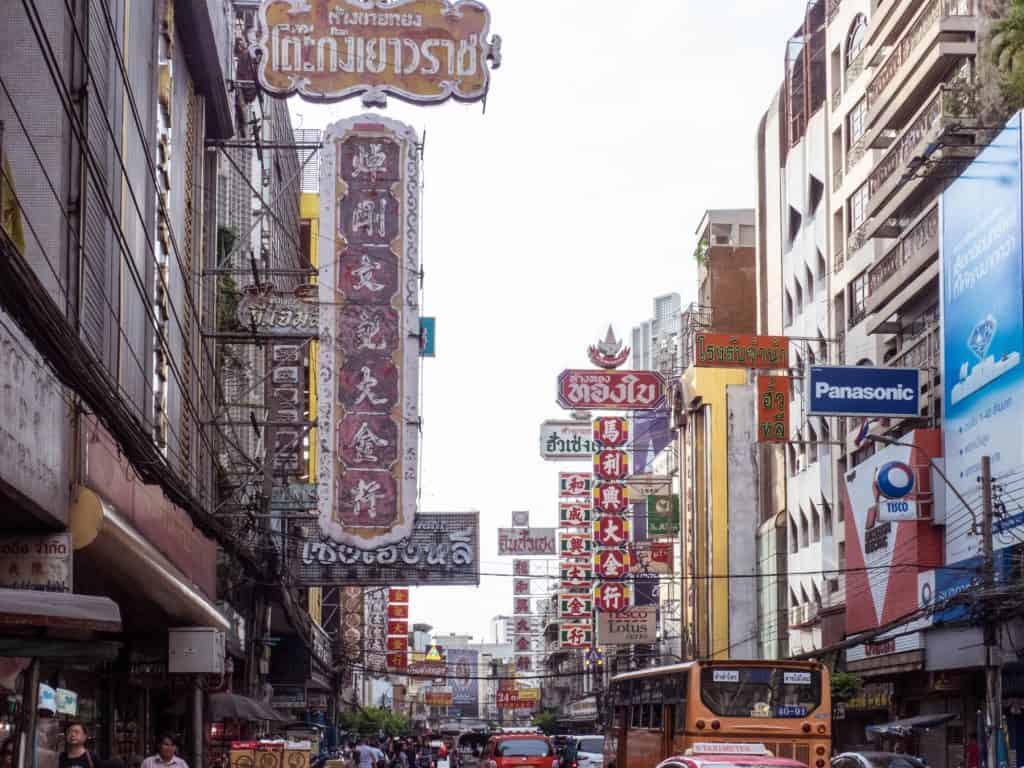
top-left (561, 737), bottom-right (604, 768)
top-left (482, 734), bottom-right (558, 768)
top-left (832, 753), bottom-right (927, 768)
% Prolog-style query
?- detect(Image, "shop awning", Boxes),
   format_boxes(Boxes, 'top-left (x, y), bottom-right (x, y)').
top-left (72, 487), bottom-right (229, 632)
top-left (867, 713), bottom-right (957, 738)
top-left (208, 692), bottom-right (286, 722)
top-left (0, 588), bottom-right (121, 633)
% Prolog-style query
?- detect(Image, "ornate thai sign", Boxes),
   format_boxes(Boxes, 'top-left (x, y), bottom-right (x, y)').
top-left (588, 326), bottom-right (630, 369)
top-left (693, 332), bottom-right (790, 369)
top-left (557, 370), bottom-right (666, 410)
top-left (294, 512), bottom-right (478, 586)
top-left (256, 0), bottom-right (502, 106)
top-left (317, 115), bottom-right (420, 549)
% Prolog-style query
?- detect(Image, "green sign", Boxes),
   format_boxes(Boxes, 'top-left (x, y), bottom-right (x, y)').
top-left (647, 494), bottom-right (680, 537)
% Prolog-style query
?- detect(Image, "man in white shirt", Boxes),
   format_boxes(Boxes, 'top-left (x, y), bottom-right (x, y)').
top-left (354, 739), bottom-right (381, 768)
top-left (141, 734), bottom-right (188, 768)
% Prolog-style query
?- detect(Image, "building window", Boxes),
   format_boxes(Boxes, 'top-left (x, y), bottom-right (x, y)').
top-left (846, 14), bottom-right (867, 68)
top-left (790, 519), bottom-right (799, 554)
top-left (811, 502), bottom-right (821, 543)
top-left (849, 183), bottom-right (869, 232)
top-left (800, 509), bottom-right (809, 548)
top-left (847, 98), bottom-right (867, 146)
top-left (848, 269), bottom-right (869, 328)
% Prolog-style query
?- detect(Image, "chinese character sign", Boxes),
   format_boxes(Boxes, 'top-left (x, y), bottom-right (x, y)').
top-left (593, 483), bottom-right (629, 514)
top-left (559, 472), bottom-right (593, 497)
top-left (594, 516), bottom-right (630, 547)
top-left (317, 116), bottom-right (420, 549)
top-left (559, 503), bottom-right (592, 528)
top-left (559, 623), bottom-right (593, 649)
top-left (594, 450), bottom-right (629, 481)
top-left (757, 375), bottom-right (791, 443)
top-left (594, 417), bottom-right (629, 448)
top-left (594, 549), bottom-right (631, 579)
top-left (594, 582), bottom-right (631, 613)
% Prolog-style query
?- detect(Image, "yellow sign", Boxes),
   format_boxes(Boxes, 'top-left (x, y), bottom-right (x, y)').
top-left (256, 0), bottom-right (501, 105)
top-left (516, 687), bottom-right (540, 702)
top-left (425, 644), bottom-right (443, 662)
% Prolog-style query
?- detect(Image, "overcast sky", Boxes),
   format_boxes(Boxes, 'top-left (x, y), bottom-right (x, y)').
top-left (290, 0), bottom-right (802, 642)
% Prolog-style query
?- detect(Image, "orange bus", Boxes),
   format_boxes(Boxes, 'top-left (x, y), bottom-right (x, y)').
top-left (604, 660), bottom-right (831, 768)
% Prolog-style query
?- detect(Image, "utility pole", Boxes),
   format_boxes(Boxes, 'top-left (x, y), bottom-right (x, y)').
top-left (981, 455), bottom-right (1002, 768)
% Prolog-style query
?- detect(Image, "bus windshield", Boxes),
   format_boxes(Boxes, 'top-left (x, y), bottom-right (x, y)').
top-left (700, 667), bottom-right (822, 718)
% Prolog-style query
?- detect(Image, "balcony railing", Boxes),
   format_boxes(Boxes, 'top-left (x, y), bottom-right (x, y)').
top-left (869, 92), bottom-right (944, 196)
top-left (867, 0), bottom-right (974, 108)
top-left (892, 325), bottom-right (940, 370)
top-left (868, 205), bottom-right (939, 293)
top-left (845, 49), bottom-right (866, 92)
top-left (827, 0), bottom-right (842, 24)
top-left (833, 165), bottom-right (844, 193)
top-left (847, 136), bottom-right (866, 173)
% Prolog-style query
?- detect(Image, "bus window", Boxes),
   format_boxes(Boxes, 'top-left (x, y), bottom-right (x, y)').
top-left (631, 704), bottom-right (642, 728)
top-left (700, 666), bottom-right (822, 718)
top-left (650, 704), bottom-right (663, 729)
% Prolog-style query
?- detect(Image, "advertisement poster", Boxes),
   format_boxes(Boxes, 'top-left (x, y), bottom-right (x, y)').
top-left (446, 649), bottom-right (479, 717)
top-left (942, 112), bottom-right (1024, 560)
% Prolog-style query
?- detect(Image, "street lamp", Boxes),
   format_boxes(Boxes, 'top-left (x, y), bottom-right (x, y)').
top-left (864, 433), bottom-right (979, 531)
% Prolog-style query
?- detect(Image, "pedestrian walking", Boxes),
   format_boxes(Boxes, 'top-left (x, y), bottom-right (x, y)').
top-left (141, 735), bottom-right (188, 768)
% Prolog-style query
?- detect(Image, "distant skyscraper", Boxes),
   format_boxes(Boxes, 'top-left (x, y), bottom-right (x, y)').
top-left (632, 293), bottom-right (681, 375)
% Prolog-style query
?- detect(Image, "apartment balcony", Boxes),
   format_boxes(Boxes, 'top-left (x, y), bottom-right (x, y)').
top-left (865, 204), bottom-right (938, 325)
top-left (865, 0), bottom-right (976, 139)
top-left (789, 602), bottom-right (822, 629)
top-left (862, 85), bottom-right (977, 241)
top-left (891, 324), bottom-right (941, 371)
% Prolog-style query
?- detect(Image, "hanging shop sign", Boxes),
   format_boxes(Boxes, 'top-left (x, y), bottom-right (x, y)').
top-left (496, 688), bottom-right (540, 709)
top-left (512, 597), bottom-right (531, 616)
top-left (559, 472), bottom-right (593, 497)
top-left (512, 617), bottom-right (534, 634)
top-left (560, 533), bottom-right (592, 556)
top-left (267, 342), bottom-right (306, 476)
top-left (647, 494), bottom-right (680, 537)
top-left (419, 317), bottom-right (437, 357)
top-left (593, 483), bottom-right (629, 514)
top-left (756, 375), bottom-right (790, 443)
top-left (387, 620), bottom-right (408, 635)
top-left (693, 332), bottom-right (789, 369)
top-left (317, 115), bottom-right (420, 550)
top-left (557, 370), bottom-right (666, 411)
top-left (593, 416), bottom-right (629, 448)
top-left (424, 687), bottom-right (454, 707)
top-left (561, 580), bottom-right (590, 594)
top-left (0, 533), bottom-right (72, 593)
top-left (514, 654), bottom-right (532, 673)
top-left (594, 516), bottom-right (630, 548)
top-left (594, 582), bottom-right (631, 613)
top-left (625, 474), bottom-right (671, 498)
top-left (236, 286), bottom-right (319, 336)
top-left (597, 607), bottom-right (657, 645)
top-left (513, 579), bottom-right (530, 596)
top-left (540, 420), bottom-right (599, 461)
top-left (559, 502), bottom-right (592, 528)
top-left (270, 484), bottom-right (319, 510)
top-left (594, 450), bottom-right (630, 481)
top-left (593, 549), bottom-right (631, 579)
top-left (559, 623), bottom-right (593, 649)
top-left (559, 594), bottom-right (593, 618)
top-left (294, 512), bottom-right (479, 586)
top-left (629, 542), bottom-right (673, 574)
top-left (513, 559), bottom-right (530, 577)
top-left (514, 636), bottom-right (532, 653)
top-left (256, 0), bottom-right (501, 106)
top-left (498, 528), bottom-right (556, 556)
top-left (808, 366), bottom-right (921, 418)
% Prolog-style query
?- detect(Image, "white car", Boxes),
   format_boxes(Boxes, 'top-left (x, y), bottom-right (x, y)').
top-left (566, 737), bottom-right (604, 768)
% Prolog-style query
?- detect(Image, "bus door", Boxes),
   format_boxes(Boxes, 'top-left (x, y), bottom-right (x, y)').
top-left (662, 702), bottom-right (676, 760)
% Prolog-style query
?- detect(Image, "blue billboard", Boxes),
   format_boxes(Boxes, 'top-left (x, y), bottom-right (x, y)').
top-left (808, 365), bottom-right (920, 417)
top-left (942, 111), bottom-right (1024, 561)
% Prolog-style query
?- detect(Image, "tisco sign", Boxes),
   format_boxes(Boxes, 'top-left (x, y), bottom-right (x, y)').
top-left (869, 460), bottom-right (919, 524)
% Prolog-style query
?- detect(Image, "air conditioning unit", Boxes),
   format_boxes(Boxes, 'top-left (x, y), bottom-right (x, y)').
top-left (169, 628), bottom-right (226, 674)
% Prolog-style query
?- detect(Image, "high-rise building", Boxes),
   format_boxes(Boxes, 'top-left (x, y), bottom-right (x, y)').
top-left (632, 293), bottom-right (682, 375)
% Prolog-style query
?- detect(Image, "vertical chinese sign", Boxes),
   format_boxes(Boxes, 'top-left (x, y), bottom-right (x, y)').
top-left (559, 470), bottom-right (594, 649)
top-left (318, 115), bottom-right (420, 549)
top-left (593, 417), bottom-right (633, 615)
top-left (386, 587), bottom-right (409, 671)
top-left (756, 375), bottom-right (790, 443)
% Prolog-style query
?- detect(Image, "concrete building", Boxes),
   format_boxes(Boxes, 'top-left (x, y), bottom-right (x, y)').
top-left (677, 210), bottom-right (759, 661)
top-left (632, 293), bottom-right (683, 377)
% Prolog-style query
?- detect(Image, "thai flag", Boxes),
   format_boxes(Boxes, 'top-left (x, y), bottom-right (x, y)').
top-left (854, 417), bottom-right (874, 446)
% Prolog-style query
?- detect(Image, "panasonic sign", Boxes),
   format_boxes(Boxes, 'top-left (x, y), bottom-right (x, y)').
top-left (808, 366), bottom-right (921, 417)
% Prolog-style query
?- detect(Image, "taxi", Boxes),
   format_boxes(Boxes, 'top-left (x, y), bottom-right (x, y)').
top-left (654, 743), bottom-right (809, 768)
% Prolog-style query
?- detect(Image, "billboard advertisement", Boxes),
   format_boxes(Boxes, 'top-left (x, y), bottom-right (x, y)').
top-left (317, 115), bottom-right (420, 550)
top-left (808, 366), bottom-right (920, 417)
top-left (942, 111), bottom-right (1024, 560)
top-left (842, 430), bottom-right (944, 634)
top-left (256, 0), bottom-right (501, 106)
top-left (447, 649), bottom-right (480, 717)
top-left (597, 607), bottom-right (657, 645)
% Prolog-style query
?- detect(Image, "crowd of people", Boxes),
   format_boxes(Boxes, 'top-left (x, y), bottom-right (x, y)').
top-left (338, 736), bottom-right (458, 768)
